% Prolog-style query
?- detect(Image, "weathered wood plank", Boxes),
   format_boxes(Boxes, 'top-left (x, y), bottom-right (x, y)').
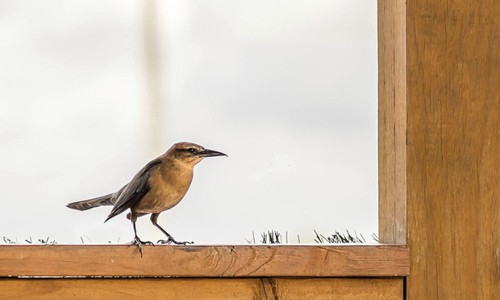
top-left (378, 0), bottom-right (408, 245)
top-left (407, 0), bottom-right (500, 299)
top-left (0, 245), bottom-right (408, 277)
top-left (272, 278), bottom-right (404, 300)
top-left (0, 278), bottom-right (404, 300)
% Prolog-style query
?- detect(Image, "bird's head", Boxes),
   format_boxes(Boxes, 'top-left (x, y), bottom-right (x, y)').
top-left (168, 142), bottom-right (227, 165)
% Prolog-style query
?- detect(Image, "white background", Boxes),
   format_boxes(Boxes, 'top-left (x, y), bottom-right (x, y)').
top-left (0, 0), bottom-right (377, 244)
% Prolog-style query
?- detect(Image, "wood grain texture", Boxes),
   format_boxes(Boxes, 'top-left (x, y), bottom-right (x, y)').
top-left (378, 0), bottom-right (408, 245)
top-left (0, 245), bottom-right (409, 277)
top-left (0, 278), bottom-right (404, 300)
top-left (407, 0), bottom-right (500, 299)
top-left (270, 278), bottom-right (403, 300)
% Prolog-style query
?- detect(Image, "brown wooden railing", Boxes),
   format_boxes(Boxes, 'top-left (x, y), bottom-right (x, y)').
top-left (0, 245), bottom-right (408, 299)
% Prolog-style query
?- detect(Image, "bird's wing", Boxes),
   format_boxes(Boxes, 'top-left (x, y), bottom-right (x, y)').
top-left (104, 157), bottom-right (162, 222)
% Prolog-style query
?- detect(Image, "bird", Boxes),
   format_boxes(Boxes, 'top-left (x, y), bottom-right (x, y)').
top-left (67, 142), bottom-right (226, 254)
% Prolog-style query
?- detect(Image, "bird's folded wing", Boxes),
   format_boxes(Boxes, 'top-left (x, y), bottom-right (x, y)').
top-left (104, 157), bottom-right (162, 222)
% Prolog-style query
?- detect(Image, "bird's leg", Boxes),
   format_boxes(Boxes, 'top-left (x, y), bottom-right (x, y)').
top-left (150, 213), bottom-right (194, 245)
top-left (131, 221), bottom-right (154, 245)
top-left (129, 214), bottom-right (153, 257)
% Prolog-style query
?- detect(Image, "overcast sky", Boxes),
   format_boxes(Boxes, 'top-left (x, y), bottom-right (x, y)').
top-left (0, 0), bottom-right (377, 244)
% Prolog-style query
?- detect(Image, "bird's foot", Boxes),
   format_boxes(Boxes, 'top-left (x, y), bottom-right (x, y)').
top-left (157, 238), bottom-right (194, 245)
top-left (130, 236), bottom-right (154, 257)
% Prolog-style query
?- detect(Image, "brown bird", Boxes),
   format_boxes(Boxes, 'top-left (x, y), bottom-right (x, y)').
top-left (67, 142), bottom-right (226, 253)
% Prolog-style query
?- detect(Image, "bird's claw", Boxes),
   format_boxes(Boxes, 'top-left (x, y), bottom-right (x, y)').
top-left (130, 237), bottom-right (154, 257)
top-left (157, 238), bottom-right (194, 245)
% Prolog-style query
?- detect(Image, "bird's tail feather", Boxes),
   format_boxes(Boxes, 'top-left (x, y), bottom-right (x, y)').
top-left (67, 194), bottom-right (114, 211)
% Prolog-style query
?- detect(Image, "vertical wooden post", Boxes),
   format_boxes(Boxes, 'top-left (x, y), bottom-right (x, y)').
top-left (406, 0), bottom-right (500, 299)
top-left (378, 0), bottom-right (408, 245)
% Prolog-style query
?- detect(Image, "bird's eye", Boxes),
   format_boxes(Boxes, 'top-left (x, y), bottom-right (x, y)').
top-left (187, 148), bottom-right (196, 153)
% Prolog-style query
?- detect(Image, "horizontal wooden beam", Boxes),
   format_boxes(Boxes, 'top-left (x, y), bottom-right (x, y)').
top-left (0, 278), bottom-right (404, 299)
top-left (0, 245), bottom-right (408, 278)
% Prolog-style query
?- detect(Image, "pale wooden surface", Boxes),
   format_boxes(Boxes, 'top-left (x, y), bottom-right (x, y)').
top-left (0, 245), bottom-right (408, 277)
top-left (0, 278), bottom-right (404, 300)
top-left (378, 0), bottom-right (408, 245)
top-left (407, 0), bottom-right (500, 299)
top-left (270, 278), bottom-right (403, 300)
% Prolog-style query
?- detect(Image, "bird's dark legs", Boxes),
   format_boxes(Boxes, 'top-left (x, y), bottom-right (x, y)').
top-left (129, 213), bottom-right (153, 257)
top-left (150, 213), bottom-right (193, 245)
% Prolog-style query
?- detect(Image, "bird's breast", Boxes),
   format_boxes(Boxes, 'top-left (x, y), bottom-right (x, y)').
top-left (133, 166), bottom-right (193, 214)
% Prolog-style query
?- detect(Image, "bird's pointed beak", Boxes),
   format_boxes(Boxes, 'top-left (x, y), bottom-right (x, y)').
top-left (198, 149), bottom-right (227, 157)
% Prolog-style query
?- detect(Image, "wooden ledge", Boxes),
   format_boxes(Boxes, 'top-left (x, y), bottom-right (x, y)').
top-left (0, 245), bottom-right (408, 278)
